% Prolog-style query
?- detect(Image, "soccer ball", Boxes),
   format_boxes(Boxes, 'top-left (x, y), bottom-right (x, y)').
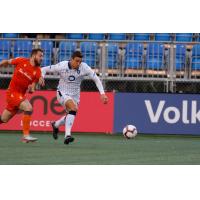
top-left (123, 125), bottom-right (137, 139)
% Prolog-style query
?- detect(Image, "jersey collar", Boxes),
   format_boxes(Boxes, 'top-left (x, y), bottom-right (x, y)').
top-left (68, 61), bottom-right (72, 69)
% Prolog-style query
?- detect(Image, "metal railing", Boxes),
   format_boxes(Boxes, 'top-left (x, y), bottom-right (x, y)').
top-left (0, 38), bottom-right (200, 93)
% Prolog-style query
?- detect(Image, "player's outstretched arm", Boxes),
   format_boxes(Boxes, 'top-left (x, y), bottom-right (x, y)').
top-left (0, 59), bottom-right (11, 67)
top-left (86, 66), bottom-right (108, 104)
top-left (41, 62), bottom-right (65, 77)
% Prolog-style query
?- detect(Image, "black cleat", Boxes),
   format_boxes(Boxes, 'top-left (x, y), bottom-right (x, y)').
top-left (51, 121), bottom-right (59, 140)
top-left (64, 136), bottom-right (74, 145)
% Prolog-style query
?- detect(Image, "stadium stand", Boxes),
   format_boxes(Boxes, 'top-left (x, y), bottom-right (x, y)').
top-left (39, 40), bottom-right (53, 66)
top-left (13, 40), bottom-right (33, 58)
top-left (2, 33), bottom-right (19, 38)
top-left (146, 43), bottom-right (165, 75)
top-left (196, 33), bottom-right (200, 42)
top-left (67, 33), bottom-right (84, 39)
top-left (1, 33), bottom-right (200, 94)
top-left (0, 40), bottom-right (11, 61)
top-left (58, 41), bottom-right (77, 62)
top-left (105, 43), bottom-right (119, 74)
top-left (80, 42), bottom-right (98, 68)
top-left (175, 44), bottom-right (186, 70)
top-left (108, 33), bottom-right (126, 40)
top-left (133, 33), bottom-right (150, 41)
top-left (191, 44), bottom-right (200, 76)
top-left (88, 33), bottom-right (105, 40)
top-left (175, 33), bottom-right (193, 42)
top-left (124, 43), bottom-right (144, 75)
top-left (175, 44), bottom-right (187, 77)
top-left (155, 33), bottom-right (171, 41)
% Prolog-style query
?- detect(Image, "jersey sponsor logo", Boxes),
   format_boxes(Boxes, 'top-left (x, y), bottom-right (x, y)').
top-left (68, 75), bottom-right (75, 81)
top-left (18, 68), bottom-right (32, 81)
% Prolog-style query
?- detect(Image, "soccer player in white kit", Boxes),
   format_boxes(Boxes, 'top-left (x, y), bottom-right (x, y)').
top-left (41, 51), bottom-right (108, 145)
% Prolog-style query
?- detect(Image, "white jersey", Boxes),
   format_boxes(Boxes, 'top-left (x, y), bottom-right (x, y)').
top-left (41, 61), bottom-right (105, 101)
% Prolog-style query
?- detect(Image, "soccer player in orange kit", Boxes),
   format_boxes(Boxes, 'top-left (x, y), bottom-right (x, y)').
top-left (0, 48), bottom-right (44, 143)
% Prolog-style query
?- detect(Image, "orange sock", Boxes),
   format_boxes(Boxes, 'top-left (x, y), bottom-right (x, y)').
top-left (22, 114), bottom-right (31, 136)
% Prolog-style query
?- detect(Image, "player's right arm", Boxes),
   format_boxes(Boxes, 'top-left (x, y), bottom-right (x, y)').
top-left (0, 57), bottom-right (25, 67)
top-left (41, 61), bottom-right (67, 77)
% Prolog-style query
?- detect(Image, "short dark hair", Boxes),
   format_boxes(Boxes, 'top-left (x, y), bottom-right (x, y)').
top-left (71, 51), bottom-right (83, 59)
top-left (31, 48), bottom-right (44, 57)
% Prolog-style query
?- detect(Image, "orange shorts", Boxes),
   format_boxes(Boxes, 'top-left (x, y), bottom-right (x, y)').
top-left (6, 90), bottom-right (26, 115)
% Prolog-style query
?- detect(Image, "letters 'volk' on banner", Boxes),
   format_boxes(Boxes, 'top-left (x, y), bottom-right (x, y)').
top-left (114, 93), bottom-right (200, 135)
top-left (0, 90), bottom-right (114, 133)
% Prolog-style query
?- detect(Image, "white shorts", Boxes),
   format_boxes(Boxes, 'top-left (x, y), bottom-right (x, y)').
top-left (56, 90), bottom-right (79, 109)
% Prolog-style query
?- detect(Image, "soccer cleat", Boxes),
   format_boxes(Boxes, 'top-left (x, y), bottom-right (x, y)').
top-left (21, 135), bottom-right (38, 143)
top-left (64, 136), bottom-right (74, 145)
top-left (51, 121), bottom-right (59, 140)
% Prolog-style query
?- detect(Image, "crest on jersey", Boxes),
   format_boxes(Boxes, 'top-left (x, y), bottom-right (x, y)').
top-left (68, 75), bottom-right (75, 81)
top-left (33, 71), bottom-right (36, 76)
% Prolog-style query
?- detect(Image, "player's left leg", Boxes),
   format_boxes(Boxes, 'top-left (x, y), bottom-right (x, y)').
top-left (50, 91), bottom-right (69, 140)
top-left (19, 99), bottom-right (37, 143)
top-left (63, 99), bottom-right (78, 144)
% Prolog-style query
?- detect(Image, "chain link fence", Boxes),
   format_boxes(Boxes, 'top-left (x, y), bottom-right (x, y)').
top-left (0, 38), bottom-right (200, 93)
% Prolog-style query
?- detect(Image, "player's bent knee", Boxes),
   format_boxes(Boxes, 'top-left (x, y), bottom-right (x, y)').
top-left (65, 104), bottom-right (78, 112)
top-left (73, 106), bottom-right (78, 112)
top-left (0, 116), bottom-right (9, 123)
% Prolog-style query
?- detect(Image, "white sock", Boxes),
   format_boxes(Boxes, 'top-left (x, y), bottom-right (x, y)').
top-left (55, 116), bottom-right (66, 128)
top-left (65, 114), bottom-right (75, 137)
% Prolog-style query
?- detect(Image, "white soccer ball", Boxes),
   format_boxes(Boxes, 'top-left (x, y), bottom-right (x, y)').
top-left (123, 125), bottom-right (137, 139)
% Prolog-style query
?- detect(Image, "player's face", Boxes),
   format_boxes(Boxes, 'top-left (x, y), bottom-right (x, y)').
top-left (71, 57), bottom-right (82, 69)
top-left (34, 51), bottom-right (44, 66)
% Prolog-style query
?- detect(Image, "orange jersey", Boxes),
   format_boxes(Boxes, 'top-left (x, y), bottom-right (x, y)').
top-left (9, 57), bottom-right (41, 94)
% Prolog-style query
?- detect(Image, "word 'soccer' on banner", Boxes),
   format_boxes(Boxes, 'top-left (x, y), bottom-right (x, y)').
top-left (0, 90), bottom-right (114, 133)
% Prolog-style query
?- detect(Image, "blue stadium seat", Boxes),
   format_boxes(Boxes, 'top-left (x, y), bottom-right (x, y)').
top-left (133, 33), bottom-right (150, 41)
top-left (175, 44), bottom-right (186, 70)
top-left (13, 40), bottom-right (32, 58)
top-left (67, 33), bottom-right (84, 39)
top-left (108, 33), bottom-right (126, 40)
top-left (106, 43), bottom-right (119, 68)
top-left (80, 42), bottom-right (98, 67)
top-left (191, 44), bottom-right (200, 70)
top-left (155, 33), bottom-right (171, 41)
top-left (40, 40), bottom-right (53, 51)
top-left (88, 33), bottom-right (105, 40)
top-left (0, 40), bottom-right (11, 61)
top-left (2, 33), bottom-right (19, 38)
top-left (146, 43), bottom-right (165, 69)
top-left (58, 41), bottom-right (77, 61)
top-left (175, 33), bottom-right (193, 42)
top-left (196, 34), bottom-right (200, 42)
top-left (40, 40), bottom-right (53, 66)
top-left (124, 43), bottom-right (144, 68)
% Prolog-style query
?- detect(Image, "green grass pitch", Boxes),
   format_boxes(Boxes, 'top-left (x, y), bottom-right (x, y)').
top-left (0, 131), bottom-right (200, 164)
